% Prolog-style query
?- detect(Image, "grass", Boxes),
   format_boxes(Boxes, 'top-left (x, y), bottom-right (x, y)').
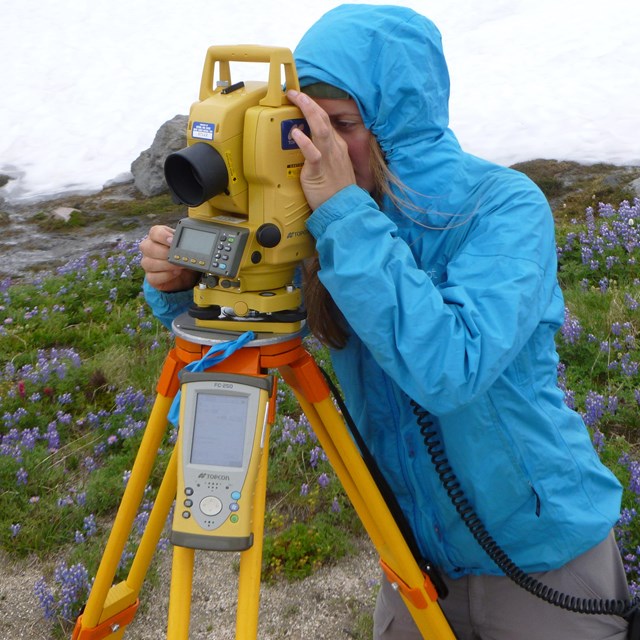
top-left (31, 210), bottom-right (88, 231)
top-left (0, 192), bottom-right (638, 637)
top-left (0, 241), bottom-right (359, 635)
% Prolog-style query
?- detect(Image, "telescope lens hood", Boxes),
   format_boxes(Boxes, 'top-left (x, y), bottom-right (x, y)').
top-left (164, 143), bottom-right (229, 207)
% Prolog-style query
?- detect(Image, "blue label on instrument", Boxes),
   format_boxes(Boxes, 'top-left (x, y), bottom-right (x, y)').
top-left (281, 118), bottom-right (310, 150)
top-left (193, 121), bottom-right (215, 141)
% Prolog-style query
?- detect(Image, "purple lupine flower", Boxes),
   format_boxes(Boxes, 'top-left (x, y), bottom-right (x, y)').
top-left (561, 307), bottom-right (583, 344)
top-left (309, 446), bottom-right (323, 468)
top-left (16, 467), bottom-right (28, 485)
top-left (318, 473), bottom-right (330, 489)
top-left (50, 562), bottom-right (92, 620)
top-left (621, 356), bottom-right (639, 377)
top-left (34, 578), bottom-right (56, 620)
top-left (599, 277), bottom-right (609, 293)
top-left (583, 391), bottom-right (607, 427)
top-left (592, 429), bottom-right (605, 453)
top-left (618, 508), bottom-right (637, 527)
top-left (82, 513), bottom-right (98, 538)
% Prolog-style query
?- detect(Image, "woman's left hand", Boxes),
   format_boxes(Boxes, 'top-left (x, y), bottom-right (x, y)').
top-left (286, 89), bottom-right (357, 210)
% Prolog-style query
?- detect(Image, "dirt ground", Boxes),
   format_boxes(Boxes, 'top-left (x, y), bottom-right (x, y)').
top-left (0, 538), bottom-right (380, 640)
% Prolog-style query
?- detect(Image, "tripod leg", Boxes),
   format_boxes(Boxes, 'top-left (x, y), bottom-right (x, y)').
top-left (72, 392), bottom-right (176, 639)
top-left (280, 354), bottom-right (456, 640)
top-left (127, 447), bottom-right (179, 592)
top-left (312, 395), bottom-right (453, 638)
top-left (167, 545), bottom-right (196, 640)
top-left (164, 396), bottom-right (273, 640)
top-left (235, 422), bottom-right (271, 639)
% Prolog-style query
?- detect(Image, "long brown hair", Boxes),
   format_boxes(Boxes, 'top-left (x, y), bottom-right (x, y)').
top-left (303, 136), bottom-right (396, 349)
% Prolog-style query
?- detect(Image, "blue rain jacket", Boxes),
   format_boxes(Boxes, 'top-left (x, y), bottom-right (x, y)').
top-left (144, 4), bottom-right (622, 578)
top-left (292, 4), bottom-right (622, 577)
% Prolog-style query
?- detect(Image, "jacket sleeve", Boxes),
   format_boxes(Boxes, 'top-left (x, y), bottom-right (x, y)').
top-left (306, 182), bottom-right (562, 415)
top-left (142, 278), bottom-right (194, 332)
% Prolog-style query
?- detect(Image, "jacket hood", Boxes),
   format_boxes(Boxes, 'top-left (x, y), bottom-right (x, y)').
top-left (294, 4), bottom-right (465, 210)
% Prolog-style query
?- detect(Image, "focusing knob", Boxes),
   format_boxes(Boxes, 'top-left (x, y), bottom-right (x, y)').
top-left (256, 224), bottom-right (281, 248)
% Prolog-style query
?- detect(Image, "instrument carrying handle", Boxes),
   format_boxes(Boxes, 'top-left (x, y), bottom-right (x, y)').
top-left (199, 45), bottom-right (301, 106)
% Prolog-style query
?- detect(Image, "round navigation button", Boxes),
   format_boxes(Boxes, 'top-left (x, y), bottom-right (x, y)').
top-left (200, 495), bottom-right (223, 516)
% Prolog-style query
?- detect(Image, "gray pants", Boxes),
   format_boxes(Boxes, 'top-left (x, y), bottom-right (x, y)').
top-left (374, 531), bottom-right (629, 639)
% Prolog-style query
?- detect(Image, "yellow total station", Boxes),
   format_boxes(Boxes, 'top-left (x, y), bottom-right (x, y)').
top-left (164, 46), bottom-right (314, 332)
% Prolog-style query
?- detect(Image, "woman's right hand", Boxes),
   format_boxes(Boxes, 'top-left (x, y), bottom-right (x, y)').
top-left (285, 90), bottom-right (357, 210)
top-left (139, 225), bottom-right (199, 292)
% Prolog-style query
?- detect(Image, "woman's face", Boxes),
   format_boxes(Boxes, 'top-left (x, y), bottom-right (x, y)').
top-left (311, 97), bottom-right (375, 195)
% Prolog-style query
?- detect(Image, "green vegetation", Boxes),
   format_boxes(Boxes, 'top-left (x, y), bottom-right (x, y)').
top-left (0, 185), bottom-right (638, 637)
top-left (0, 241), bottom-right (358, 635)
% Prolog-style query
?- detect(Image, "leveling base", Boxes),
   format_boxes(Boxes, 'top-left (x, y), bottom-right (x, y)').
top-left (71, 321), bottom-right (455, 639)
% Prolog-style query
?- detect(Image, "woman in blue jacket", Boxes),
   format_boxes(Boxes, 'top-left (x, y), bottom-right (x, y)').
top-left (140, 5), bottom-right (630, 639)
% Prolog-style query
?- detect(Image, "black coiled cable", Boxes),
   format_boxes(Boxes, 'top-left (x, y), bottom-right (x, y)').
top-left (410, 399), bottom-right (638, 619)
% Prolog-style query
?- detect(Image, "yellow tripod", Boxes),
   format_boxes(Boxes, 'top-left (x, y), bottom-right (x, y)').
top-left (71, 319), bottom-right (455, 639)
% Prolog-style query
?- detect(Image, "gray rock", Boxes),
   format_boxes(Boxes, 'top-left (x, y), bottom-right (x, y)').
top-left (131, 114), bottom-right (188, 196)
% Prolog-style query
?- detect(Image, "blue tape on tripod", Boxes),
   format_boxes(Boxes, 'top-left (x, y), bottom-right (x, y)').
top-left (167, 331), bottom-right (255, 427)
